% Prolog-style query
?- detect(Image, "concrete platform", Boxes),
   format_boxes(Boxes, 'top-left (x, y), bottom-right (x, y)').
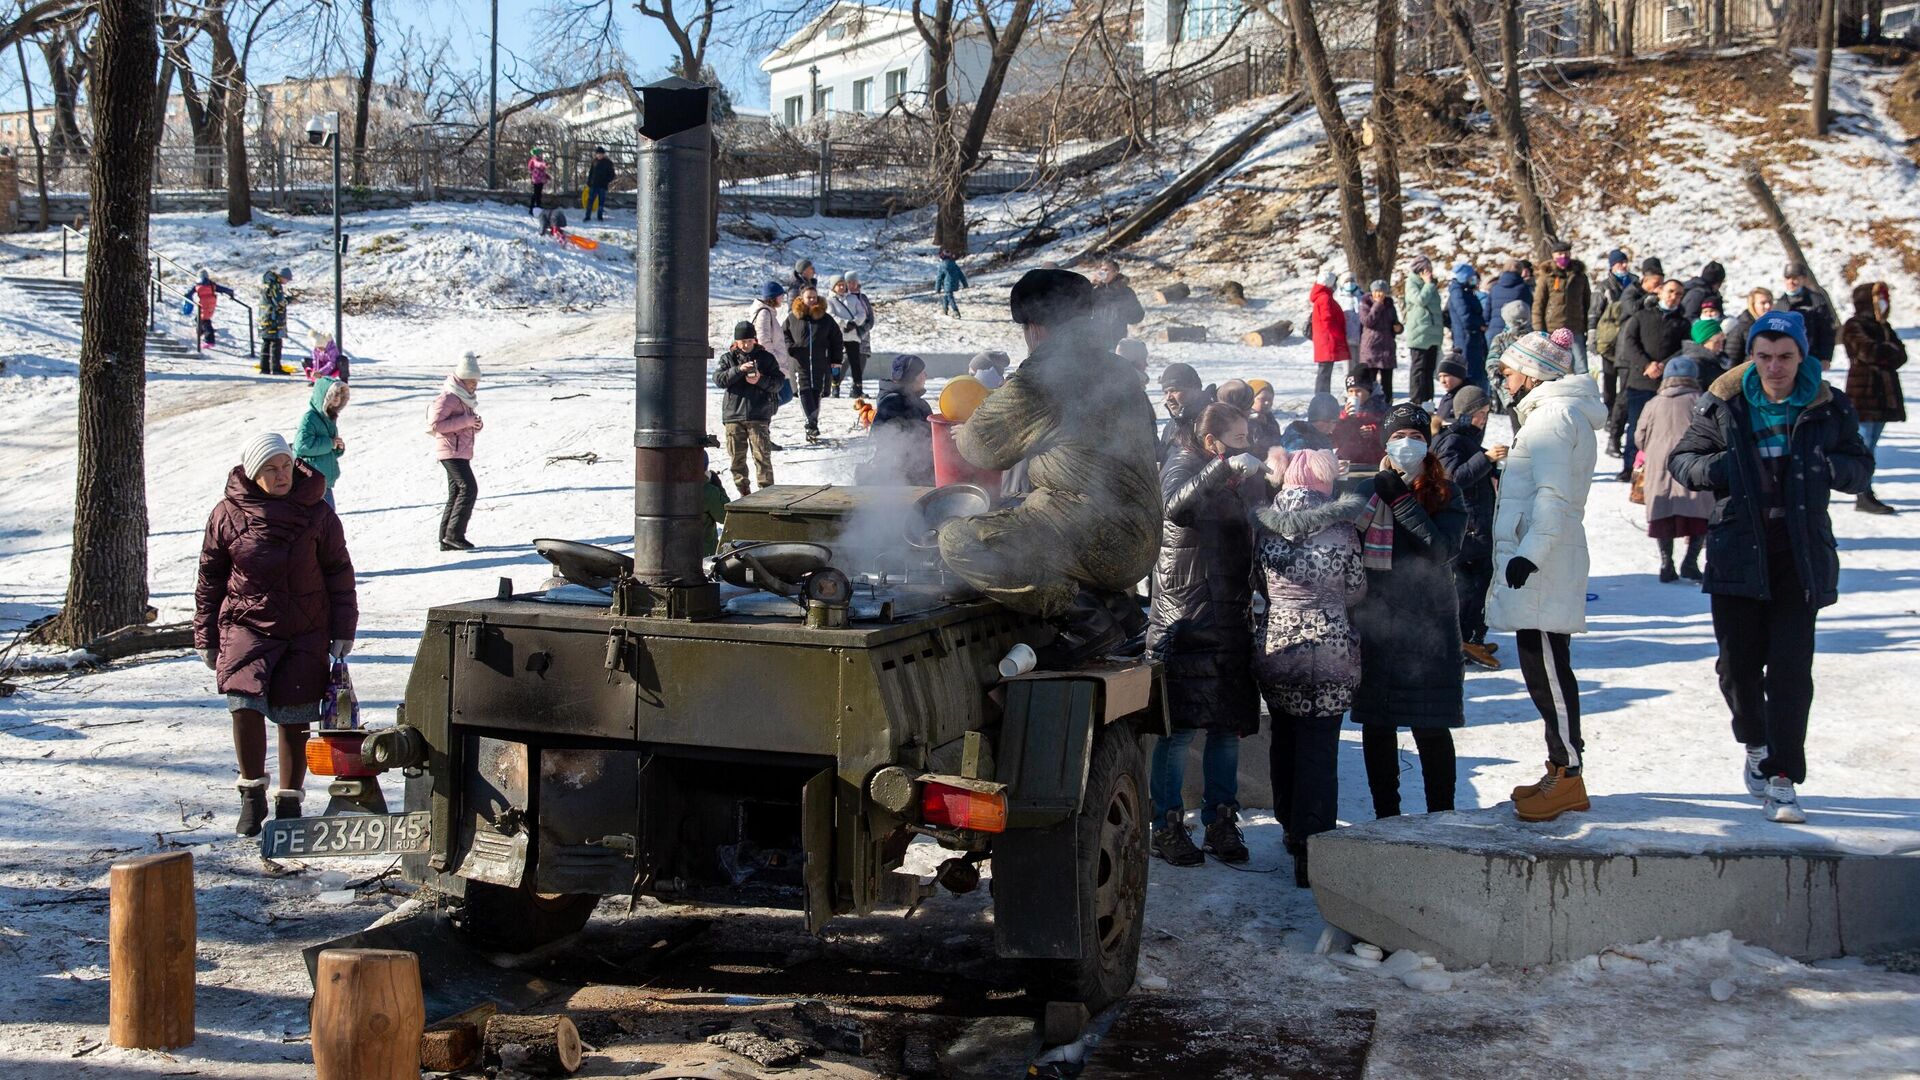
top-left (1310, 793), bottom-right (1920, 969)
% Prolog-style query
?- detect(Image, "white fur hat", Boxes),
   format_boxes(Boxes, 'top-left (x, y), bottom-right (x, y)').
top-left (454, 351), bottom-right (482, 380)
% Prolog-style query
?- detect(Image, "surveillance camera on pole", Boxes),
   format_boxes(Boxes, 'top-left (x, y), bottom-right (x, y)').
top-left (307, 113), bottom-right (344, 350)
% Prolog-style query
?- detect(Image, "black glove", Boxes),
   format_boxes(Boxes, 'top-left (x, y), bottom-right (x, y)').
top-left (1505, 557), bottom-right (1537, 589)
top-left (1372, 469), bottom-right (1409, 503)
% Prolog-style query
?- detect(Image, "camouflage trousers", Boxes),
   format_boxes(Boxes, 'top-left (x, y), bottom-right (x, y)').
top-left (724, 421), bottom-right (775, 495)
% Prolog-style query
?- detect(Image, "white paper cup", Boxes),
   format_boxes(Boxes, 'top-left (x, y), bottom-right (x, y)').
top-left (998, 643), bottom-right (1037, 679)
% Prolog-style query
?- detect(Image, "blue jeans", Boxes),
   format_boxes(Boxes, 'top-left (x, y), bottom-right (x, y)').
top-left (941, 290), bottom-right (960, 315)
top-left (1569, 332), bottom-right (1589, 375)
top-left (586, 185), bottom-right (606, 219)
top-left (1621, 387), bottom-right (1656, 469)
top-left (1150, 728), bottom-right (1240, 825)
top-left (1860, 420), bottom-right (1885, 454)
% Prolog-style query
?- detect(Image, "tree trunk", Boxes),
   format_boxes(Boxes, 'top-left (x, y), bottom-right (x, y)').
top-left (1812, 0), bottom-right (1837, 136)
top-left (55, 0), bottom-right (162, 647)
top-left (16, 38), bottom-right (50, 232)
top-left (351, 0), bottom-right (377, 187)
top-left (1616, 0), bottom-right (1637, 59)
top-left (1867, 0), bottom-right (1885, 40)
top-left (482, 1015), bottom-right (582, 1076)
top-left (1837, 0), bottom-right (1864, 44)
top-left (209, 9), bottom-right (252, 226)
top-left (1439, 0), bottom-right (1556, 258)
top-left (1279, 0), bottom-right (1400, 284)
top-left (917, 0), bottom-right (1037, 256)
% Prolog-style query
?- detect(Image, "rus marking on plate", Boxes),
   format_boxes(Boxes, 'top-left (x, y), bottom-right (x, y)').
top-left (261, 811), bottom-right (431, 860)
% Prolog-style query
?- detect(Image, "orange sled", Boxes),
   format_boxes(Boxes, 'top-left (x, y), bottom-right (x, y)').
top-left (563, 233), bottom-right (599, 251)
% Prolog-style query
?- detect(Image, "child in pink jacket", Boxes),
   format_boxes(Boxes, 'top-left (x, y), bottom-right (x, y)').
top-left (528, 150), bottom-right (551, 214)
top-left (428, 352), bottom-right (484, 550)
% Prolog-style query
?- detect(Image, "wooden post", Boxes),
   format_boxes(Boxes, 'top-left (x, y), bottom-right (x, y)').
top-left (311, 949), bottom-right (424, 1080)
top-left (109, 851), bottom-right (195, 1050)
top-left (484, 1014), bottom-right (583, 1076)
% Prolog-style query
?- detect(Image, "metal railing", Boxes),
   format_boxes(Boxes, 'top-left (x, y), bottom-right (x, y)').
top-left (59, 224), bottom-right (85, 278)
top-left (150, 251), bottom-right (255, 357)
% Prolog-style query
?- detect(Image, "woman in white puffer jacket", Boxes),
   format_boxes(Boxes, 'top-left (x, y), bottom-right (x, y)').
top-left (1486, 328), bottom-right (1607, 823)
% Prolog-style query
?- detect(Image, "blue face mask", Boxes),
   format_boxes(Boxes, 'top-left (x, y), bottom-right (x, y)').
top-left (1613, 270), bottom-right (1632, 285)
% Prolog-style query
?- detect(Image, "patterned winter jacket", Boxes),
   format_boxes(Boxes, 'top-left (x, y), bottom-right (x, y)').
top-left (258, 272), bottom-right (287, 338)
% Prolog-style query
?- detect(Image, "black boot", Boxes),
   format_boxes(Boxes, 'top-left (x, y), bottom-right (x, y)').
top-left (1680, 538), bottom-right (1703, 581)
top-left (1293, 845), bottom-right (1311, 889)
top-left (1151, 810), bottom-right (1204, 867)
top-left (273, 788), bottom-right (305, 820)
top-left (236, 778), bottom-right (269, 837)
top-left (1606, 433), bottom-right (1622, 458)
top-left (1857, 491), bottom-right (1897, 516)
top-left (1203, 805), bottom-right (1249, 864)
top-left (1657, 538), bottom-right (1678, 583)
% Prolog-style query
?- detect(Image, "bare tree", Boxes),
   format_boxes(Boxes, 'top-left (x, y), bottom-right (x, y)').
top-left (204, 0), bottom-right (283, 226)
top-left (351, 0), bottom-right (378, 185)
top-left (636, 0), bottom-right (731, 80)
top-left (911, 0), bottom-right (1042, 255)
top-left (38, 25), bottom-right (89, 170)
top-left (1811, 0), bottom-right (1837, 135)
top-left (1278, 0), bottom-right (1401, 283)
top-left (52, 0), bottom-right (165, 647)
top-left (1438, 0), bottom-right (1557, 257)
top-left (1616, 0), bottom-right (1637, 59)
top-left (14, 34), bottom-right (48, 230)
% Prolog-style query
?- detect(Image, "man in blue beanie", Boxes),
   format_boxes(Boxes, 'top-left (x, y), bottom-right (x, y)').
top-left (1669, 309), bottom-right (1874, 824)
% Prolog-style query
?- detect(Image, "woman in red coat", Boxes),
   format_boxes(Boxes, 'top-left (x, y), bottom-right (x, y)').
top-left (195, 433), bottom-right (358, 836)
top-left (1310, 270), bottom-right (1351, 397)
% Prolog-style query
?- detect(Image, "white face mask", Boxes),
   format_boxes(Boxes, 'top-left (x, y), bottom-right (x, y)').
top-left (1385, 438), bottom-right (1428, 474)
top-left (1876, 297), bottom-right (1890, 317)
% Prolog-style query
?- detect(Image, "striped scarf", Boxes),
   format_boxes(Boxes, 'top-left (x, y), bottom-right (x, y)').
top-left (1353, 493), bottom-right (1396, 571)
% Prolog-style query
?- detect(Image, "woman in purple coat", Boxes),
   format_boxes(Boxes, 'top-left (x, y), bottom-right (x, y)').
top-left (195, 432), bottom-right (358, 836)
top-left (1356, 279), bottom-right (1401, 404)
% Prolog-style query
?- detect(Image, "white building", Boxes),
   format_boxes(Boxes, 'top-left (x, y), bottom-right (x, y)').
top-left (548, 86), bottom-right (639, 136)
top-left (760, 1), bottom-right (1060, 126)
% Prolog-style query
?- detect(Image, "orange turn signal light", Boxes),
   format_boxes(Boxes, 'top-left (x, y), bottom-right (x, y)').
top-left (920, 781), bottom-right (1008, 833)
top-left (305, 733), bottom-right (369, 777)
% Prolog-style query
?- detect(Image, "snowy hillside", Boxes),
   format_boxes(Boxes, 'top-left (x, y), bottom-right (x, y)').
top-left (0, 46), bottom-right (1917, 1080)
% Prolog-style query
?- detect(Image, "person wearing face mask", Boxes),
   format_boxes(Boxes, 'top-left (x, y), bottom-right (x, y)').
top-left (1775, 262), bottom-right (1837, 369)
top-left (1350, 403), bottom-right (1468, 820)
top-left (938, 269), bottom-right (1160, 666)
top-left (1615, 277), bottom-right (1691, 482)
top-left (783, 284), bottom-right (845, 444)
top-left (1486, 330), bottom-right (1607, 822)
top-left (1841, 280), bottom-right (1905, 515)
top-left (1146, 402), bottom-right (1267, 866)
top-left (1156, 362), bottom-right (1216, 466)
top-left (1533, 241), bottom-right (1592, 374)
top-left (1670, 311), bottom-right (1873, 823)
top-left (196, 433), bottom-right (358, 836)
top-left (1310, 269), bottom-right (1352, 395)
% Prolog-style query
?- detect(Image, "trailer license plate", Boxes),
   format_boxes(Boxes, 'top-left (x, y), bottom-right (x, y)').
top-left (260, 812), bottom-right (430, 860)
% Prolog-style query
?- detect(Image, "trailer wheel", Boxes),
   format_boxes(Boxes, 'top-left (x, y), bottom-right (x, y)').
top-left (454, 880), bottom-right (597, 953)
top-left (1030, 721), bottom-right (1148, 1012)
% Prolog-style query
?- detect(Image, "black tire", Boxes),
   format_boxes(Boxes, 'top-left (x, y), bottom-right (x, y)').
top-left (454, 880), bottom-right (597, 953)
top-left (1029, 721), bottom-right (1149, 1012)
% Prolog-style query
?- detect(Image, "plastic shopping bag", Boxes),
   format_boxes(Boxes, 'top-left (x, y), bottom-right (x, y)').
top-left (179, 297), bottom-right (196, 317)
top-left (318, 659), bottom-right (361, 730)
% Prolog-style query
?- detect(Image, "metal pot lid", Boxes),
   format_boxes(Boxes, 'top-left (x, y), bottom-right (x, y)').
top-left (906, 483), bottom-right (994, 549)
top-left (713, 540), bottom-right (834, 595)
top-left (533, 538), bottom-right (634, 590)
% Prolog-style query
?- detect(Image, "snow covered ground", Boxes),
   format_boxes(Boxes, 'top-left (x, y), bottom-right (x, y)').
top-left (3, 54), bottom-right (1919, 1079)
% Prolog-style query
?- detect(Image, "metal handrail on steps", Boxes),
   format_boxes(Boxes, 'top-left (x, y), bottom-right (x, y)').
top-left (60, 224), bottom-right (85, 278)
top-left (151, 251), bottom-right (257, 358)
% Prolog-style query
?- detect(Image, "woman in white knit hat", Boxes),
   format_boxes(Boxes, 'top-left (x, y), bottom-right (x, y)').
top-left (429, 352), bottom-right (485, 550)
top-left (194, 432), bottom-right (358, 835)
top-left (1486, 328), bottom-right (1607, 823)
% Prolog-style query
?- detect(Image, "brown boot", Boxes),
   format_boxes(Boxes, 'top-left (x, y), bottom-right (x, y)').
top-left (1514, 766), bottom-right (1590, 822)
top-left (1510, 761), bottom-right (1554, 801)
top-left (1463, 641), bottom-right (1501, 670)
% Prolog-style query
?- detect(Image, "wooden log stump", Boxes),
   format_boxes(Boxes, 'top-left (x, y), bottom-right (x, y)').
top-left (1152, 282), bottom-right (1192, 303)
top-left (1242, 319), bottom-right (1294, 347)
top-left (421, 1002), bottom-right (497, 1073)
top-left (109, 851), bottom-right (195, 1050)
top-left (1217, 280), bottom-right (1247, 306)
top-left (484, 1013), bottom-right (583, 1076)
top-left (1159, 325), bottom-right (1207, 343)
top-left (312, 949), bottom-right (424, 1080)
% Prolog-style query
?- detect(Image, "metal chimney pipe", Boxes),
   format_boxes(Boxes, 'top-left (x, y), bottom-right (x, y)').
top-left (633, 78), bottom-right (713, 586)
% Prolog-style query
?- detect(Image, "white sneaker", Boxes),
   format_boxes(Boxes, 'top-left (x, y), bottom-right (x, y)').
top-left (1763, 776), bottom-right (1806, 824)
top-left (1744, 745), bottom-right (1768, 800)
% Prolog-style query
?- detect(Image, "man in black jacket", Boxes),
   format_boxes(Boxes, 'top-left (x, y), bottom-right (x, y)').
top-left (1669, 311), bottom-right (1873, 825)
top-left (1431, 386), bottom-right (1507, 669)
top-left (1776, 262), bottom-right (1838, 368)
top-left (713, 321), bottom-right (786, 495)
top-left (1088, 256), bottom-right (1146, 353)
top-left (1615, 277), bottom-right (1689, 481)
top-left (1157, 362), bottom-right (1214, 466)
top-left (585, 147), bottom-right (616, 221)
top-left (1681, 260), bottom-right (1727, 322)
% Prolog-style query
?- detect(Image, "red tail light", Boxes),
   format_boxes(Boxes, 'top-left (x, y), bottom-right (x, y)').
top-left (920, 782), bottom-right (1008, 833)
top-left (305, 733), bottom-right (371, 778)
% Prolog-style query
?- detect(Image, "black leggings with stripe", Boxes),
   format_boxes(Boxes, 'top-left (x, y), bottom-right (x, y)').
top-left (1517, 629), bottom-right (1583, 771)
